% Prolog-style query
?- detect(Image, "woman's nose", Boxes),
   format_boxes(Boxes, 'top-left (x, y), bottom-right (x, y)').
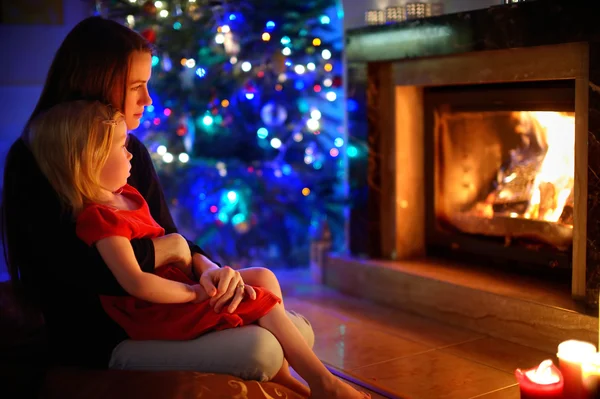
top-left (143, 88), bottom-right (152, 106)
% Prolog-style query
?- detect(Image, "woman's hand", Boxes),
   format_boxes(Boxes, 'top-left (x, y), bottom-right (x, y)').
top-left (198, 266), bottom-right (257, 313)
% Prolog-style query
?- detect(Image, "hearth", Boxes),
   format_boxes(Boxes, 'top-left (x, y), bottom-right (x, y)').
top-left (424, 81), bottom-right (576, 270)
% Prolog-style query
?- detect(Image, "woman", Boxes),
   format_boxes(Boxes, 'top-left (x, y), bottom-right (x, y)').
top-left (2, 16), bottom-right (314, 382)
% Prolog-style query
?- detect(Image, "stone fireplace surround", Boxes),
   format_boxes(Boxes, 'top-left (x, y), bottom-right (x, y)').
top-left (328, 0), bottom-right (600, 352)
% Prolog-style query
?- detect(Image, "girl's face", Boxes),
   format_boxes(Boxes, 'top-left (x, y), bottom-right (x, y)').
top-left (99, 120), bottom-right (132, 193)
top-left (123, 51), bottom-right (153, 130)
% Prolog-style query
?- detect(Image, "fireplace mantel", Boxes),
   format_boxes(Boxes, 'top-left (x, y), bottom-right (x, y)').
top-left (345, 0), bottom-right (600, 305)
top-left (345, 0), bottom-right (600, 63)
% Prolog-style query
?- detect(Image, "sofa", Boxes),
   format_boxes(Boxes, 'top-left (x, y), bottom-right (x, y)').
top-left (1, 281), bottom-right (305, 399)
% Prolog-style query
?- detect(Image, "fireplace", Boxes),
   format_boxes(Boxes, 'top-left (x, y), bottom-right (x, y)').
top-left (424, 81), bottom-right (576, 270)
top-left (334, 0), bottom-right (600, 353)
top-left (346, 22), bottom-right (597, 303)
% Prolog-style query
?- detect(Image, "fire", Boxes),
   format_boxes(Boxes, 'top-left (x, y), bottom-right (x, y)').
top-left (521, 111), bottom-right (574, 223)
top-left (472, 111), bottom-right (575, 225)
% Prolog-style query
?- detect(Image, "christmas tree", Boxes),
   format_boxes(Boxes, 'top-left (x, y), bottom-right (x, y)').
top-left (95, 0), bottom-right (354, 269)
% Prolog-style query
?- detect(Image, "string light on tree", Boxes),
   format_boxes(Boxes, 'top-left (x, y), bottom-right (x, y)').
top-left (294, 65), bottom-right (306, 75)
top-left (307, 118), bottom-right (320, 131)
top-left (270, 138), bottom-right (282, 149)
top-left (257, 127), bottom-right (269, 139)
top-left (163, 152), bottom-right (174, 163)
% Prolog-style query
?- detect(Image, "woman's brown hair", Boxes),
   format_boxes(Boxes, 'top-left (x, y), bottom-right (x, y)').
top-left (22, 16), bottom-right (153, 141)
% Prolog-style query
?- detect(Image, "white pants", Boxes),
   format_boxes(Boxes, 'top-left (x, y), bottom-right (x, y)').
top-left (108, 310), bottom-right (314, 381)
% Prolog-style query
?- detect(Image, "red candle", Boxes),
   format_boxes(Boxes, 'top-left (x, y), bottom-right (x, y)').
top-left (557, 340), bottom-right (597, 399)
top-left (515, 359), bottom-right (563, 399)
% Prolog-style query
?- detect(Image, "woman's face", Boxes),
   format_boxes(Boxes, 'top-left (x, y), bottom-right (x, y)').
top-left (123, 51), bottom-right (153, 130)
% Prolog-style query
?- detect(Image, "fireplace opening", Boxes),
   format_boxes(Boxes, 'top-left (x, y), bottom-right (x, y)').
top-left (424, 80), bottom-right (576, 271)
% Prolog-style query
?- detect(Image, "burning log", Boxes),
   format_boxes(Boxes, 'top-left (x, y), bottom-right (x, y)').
top-left (559, 188), bottom-right (574, 225)
top-left (537, 181), bottom-right (558, 220)
top-left (448, 212), bottom-right (573, 250)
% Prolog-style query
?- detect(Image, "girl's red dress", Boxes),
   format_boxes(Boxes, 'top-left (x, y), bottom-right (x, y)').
top-left (76, 184), bottom-right (280, 341)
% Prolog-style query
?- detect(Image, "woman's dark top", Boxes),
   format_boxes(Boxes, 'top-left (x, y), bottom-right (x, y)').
top-left (2, 134), bottom-right (215, 368)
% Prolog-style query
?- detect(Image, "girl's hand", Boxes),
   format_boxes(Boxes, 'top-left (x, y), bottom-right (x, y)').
top-left (199, 266), bottom-right (257, 313)
top-left (190, 284), bottom-right (210, 304)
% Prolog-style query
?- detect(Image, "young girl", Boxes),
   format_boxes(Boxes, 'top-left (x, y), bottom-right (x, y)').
top-left (29, 100), bottom-right (369, 399)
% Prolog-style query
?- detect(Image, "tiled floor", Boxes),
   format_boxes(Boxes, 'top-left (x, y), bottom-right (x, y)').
top-left (276, 270), bottom-right (555, 399)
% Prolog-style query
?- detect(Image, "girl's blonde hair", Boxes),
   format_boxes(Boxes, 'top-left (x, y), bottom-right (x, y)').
top-left (29, 100), bottom-right (124, 215)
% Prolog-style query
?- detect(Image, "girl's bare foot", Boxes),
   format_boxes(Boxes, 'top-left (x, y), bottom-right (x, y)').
top-left (271, 360), bottom-right (311, 397)
top-left (309, 376), bottom-right (371, 399)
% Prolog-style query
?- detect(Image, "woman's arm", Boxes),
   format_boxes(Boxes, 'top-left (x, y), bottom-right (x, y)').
top-left (151, 233), bottom-right (194, 279)
top-left (96, 236), bottom-right (207, 304)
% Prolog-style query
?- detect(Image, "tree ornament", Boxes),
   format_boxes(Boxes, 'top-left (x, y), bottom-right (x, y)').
top-left (188, 3), bottom-right (202, 21)
top-left (223, 32), bottom-right (240, 55)
top-left (260, 102), bottom-right (288, 127)
top-left (270, 52), bottom-right (287, 75)
top-left (244, 82), bottom-right (257, 94)
top-left (179, 67), bottom-right (196, 90)
top-left (176, 123), bottom-right (187, 136)
top-left (181, 113), bottom-right (196, 153)
top-left (233, 221), bottom-right (250, 234)
top-left (141, 28), bottom-right (157, 44)
top-left (332, 75), bottom-right (343, 88)
top-left (142, 0), bottom-right (157, 16)
top-left (161, 52), bottom-right (172, 71)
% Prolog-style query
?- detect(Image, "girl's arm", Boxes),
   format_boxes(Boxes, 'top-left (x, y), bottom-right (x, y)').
top-left (96, 235), bottom-right (207, 304)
